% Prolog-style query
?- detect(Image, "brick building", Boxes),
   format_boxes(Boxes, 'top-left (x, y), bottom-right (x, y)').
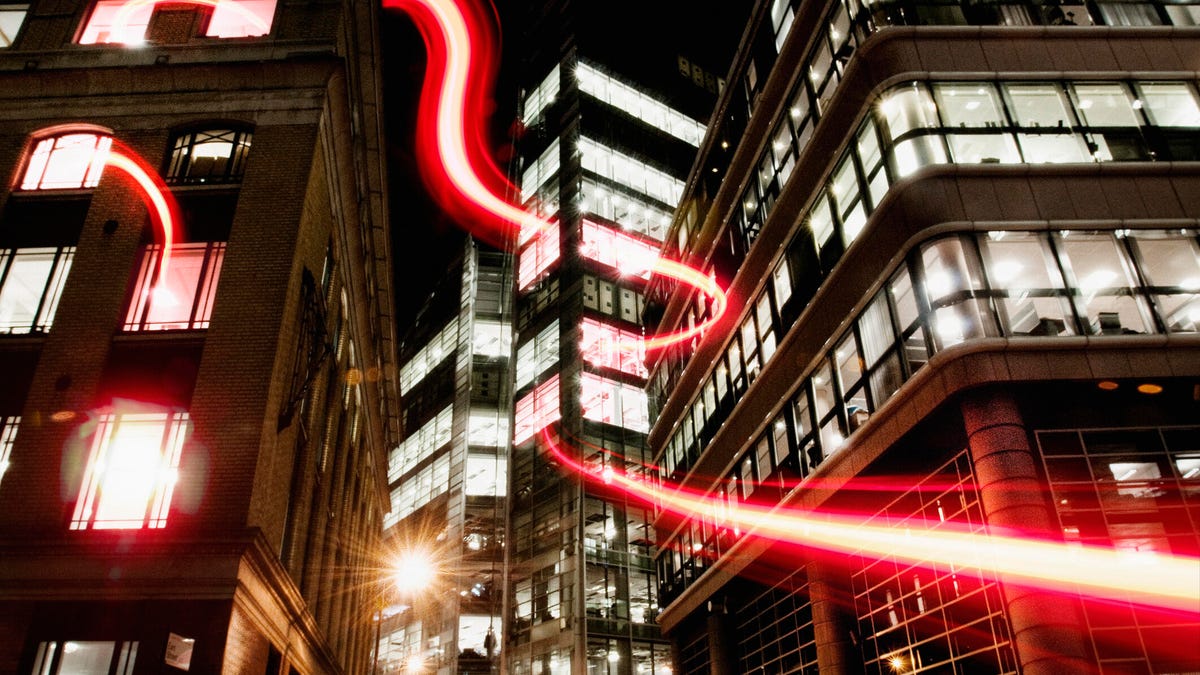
top-left (0, 0), bottom-right (399, 673)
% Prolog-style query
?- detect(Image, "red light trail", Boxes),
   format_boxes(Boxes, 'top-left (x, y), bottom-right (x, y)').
top-left (383, 0), bottom-right (728, 352)
top-left (105, 140), bottom-right (179, 293)
top-left (543, 428), bottom-right (1200, 615)
top-left (106, 0), bottom-right (270, 43)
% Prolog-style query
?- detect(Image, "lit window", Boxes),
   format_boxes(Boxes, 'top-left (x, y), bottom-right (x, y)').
top-left (79, 0), bottom-right (275, 44)
top-left (70, 410), bottom-right (189, 530)
top-left (523, 64), bottom-right (559, 124)
top-left (472, 319), bottom-right (511, 358)
top-left (515, 320), bottom-right (559, 389)
top-left (465, 453), bottom-right (507, 496)
top-left (580, 372), bottom-right (649, 433)
top-left (577, 63), bottom-right (705, 146)
top-left (0, 247), bottom-right (74, 333)
top-left (580, 219), bottom-right (659, 278)
top-left (468, 410), bottom-right (509, 447)
top-left (398, 319), bottom-right (457, 394)
top-left (20, 133), bottom-right (112, 190)
top-left (166, 128), bottom-right (252, 184)
top-left (0, 416), bottom-right (17, 487)
top-left (123, 241), bottom-right (224, 331)
top-left (388, 405), bottom-right (452, 483)
top-left (580, 318), bottom-right (647, 378)
top-left (513, 374), bottom-right (560, 445)
top-left (517, 223), bottom-right (560, 291)
top-left (32, 640), bottom-right (138, 674)
top-left (0, 4), bottom-right (28, 47)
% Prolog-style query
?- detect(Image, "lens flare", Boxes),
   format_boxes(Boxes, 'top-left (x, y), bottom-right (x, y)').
top-left (383, 0), bottom-right (728, 352)
top-left (541, 427), bottom-right (1200, 615)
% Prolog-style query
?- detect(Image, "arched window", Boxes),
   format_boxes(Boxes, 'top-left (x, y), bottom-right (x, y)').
top-left (19, 131), bottom-right (112, 190)
top-left (79, 0), bottom-right (276, 45)
top-left (165, 126), bottom-right (253, 184)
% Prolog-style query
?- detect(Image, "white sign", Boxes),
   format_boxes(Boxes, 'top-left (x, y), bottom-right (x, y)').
top-left (164, 633), bottom-right (195, 671)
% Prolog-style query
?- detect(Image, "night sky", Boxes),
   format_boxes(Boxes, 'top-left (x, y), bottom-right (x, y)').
top-left (379, 1), bottom-right (749, 327)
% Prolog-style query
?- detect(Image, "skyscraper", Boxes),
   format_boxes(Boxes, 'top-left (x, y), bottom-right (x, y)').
top-left (645, 1), bottom-right (1200, 673)
top-left (377, 238), bottom-right (510, 673)
top-left (504, 3), bottom-right (726, 673)
top-left (0, 0), bottom-right (398, 672)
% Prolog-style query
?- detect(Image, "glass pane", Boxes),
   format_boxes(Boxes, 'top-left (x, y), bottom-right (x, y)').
top-left (1136, 82), bottom-right (1200, 127)
top-left (933, 83), bottom-right (1005, 127)
top-left (890, 267), bottom-right (920, 330)
top-left (979, 232), bottom-right (1074, 335)
top-left (882, 85), bottom-right (939, 138)
top-left (859, 291), bottom-right (896, 365)
top-left (1128, 231), bottom-right (1200, 288)
top-left (0, 249), bottom-right (56, 332)
top-left (812, 361), bottom-right (836, 419)
top-left (57, 641), bottom-right (116, 674)
top-left (0, 5), bottom-right (27, 47)
top-left (1018, 133), bottom-right (1089, 163)
top-left (947, 134), bottom-right (1021, 164)
top-left (835, 332), bottom-right (863, 394)
top-left (1072, 83), bottom-right (1140, 127)
top-left (1057, 233), bottom-right (1149, 334)
top-left (893, 135), bottom-right (947, 177)
top-left (1006, 83), bottom-right (1073, 127)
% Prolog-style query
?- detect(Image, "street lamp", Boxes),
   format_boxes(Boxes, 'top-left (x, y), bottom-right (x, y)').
top-left (373, 545), bottom-right (439, 674)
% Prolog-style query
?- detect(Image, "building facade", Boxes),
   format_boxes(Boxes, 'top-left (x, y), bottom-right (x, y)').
top-left (0, 0), bottom-right (399, 672)
top-left (504, 3), bottom-right (723, 674)
top-left (376, 239), bottom-right (509, 674)
top-left (645, 1), bottom-right (1200, 674)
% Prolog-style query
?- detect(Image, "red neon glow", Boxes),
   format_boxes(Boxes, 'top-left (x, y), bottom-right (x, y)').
top-left (384, 0), bottom-right (729, 352)
top-left (580, 317), bottom-right (647, 378)
top-left (541, 428), bottom-right (1200, 615)
top-left (581, 219), bottom-right (659, 280)
top-left (105, 141), bottom-right (179, 288)
top-left (82, 0), bottom-right (273, 44)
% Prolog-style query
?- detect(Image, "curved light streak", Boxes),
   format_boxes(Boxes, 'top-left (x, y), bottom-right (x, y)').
top-left (541, 428), bottom-right (1200, 615)
top-left (105, 141), bottom-right (179, 288)
top-left (108, 0), bottom-right (270, 44)
top-left (385, 0), bottom-right (728, 352)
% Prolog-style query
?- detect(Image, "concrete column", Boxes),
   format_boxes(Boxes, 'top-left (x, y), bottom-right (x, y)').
top-left (810, 561), bottom-right (860, 675)
top-left (961, 388), bottom-right (1092, 674)
top-left (705, 598), bottom-right (738, 675)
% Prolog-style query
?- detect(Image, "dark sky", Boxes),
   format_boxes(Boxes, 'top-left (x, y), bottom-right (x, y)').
top-left (380, 1), bottom-right (749, 326)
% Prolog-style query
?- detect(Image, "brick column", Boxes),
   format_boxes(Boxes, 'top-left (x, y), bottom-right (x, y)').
top-left (960, 388), bottom-right (1092, 674)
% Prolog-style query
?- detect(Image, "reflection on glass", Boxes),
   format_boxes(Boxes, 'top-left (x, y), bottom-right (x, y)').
top-left (1136, 82), bottom-right (1200, 126)
top-left (980, 232), bottom-right (1074, 335)
top-left (1057, 234), bottom-right (1148, 334)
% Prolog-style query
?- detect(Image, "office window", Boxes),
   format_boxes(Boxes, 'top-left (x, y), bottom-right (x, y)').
top-left (1055, 232), bottom-right (1150, 335)
top-left (472, 319), bottom-right (511, 358)
top-left (165, 128), bottom-right (252, 184)
top-left (579, 137), bottom-right (684, 206)
top-left (934, 83), bottom-right (1021, 164)
top-left (520, 139), bottom-right (560, 204)
top-left (523, 64), bottom-right (560, 124)
top-left (580, 220), bottom-right (659, 278)
top-left (70, 411), bottom-right (189, 530)
top-left (465, 453), bottom-right (507, 496)
top-left (515, 321), bottom-right (559, 389)
top-left (577, 63), bottom-right (705, 146)
top-left (518, 225), bottom-right (560, 291)
top-left (20, 133), bottom-right (112, 190)
top-left (580, 373), bottom-right (649, 433)
top-left (31, 640), bottom-right (137, 675)
top-left (0, 4), bottom-right (27, 47)
top-left (978, 232), bottom-right (1075, 336)
top-left (1125, 230), bottom-right (1200, 332)
top-left (399, 319), bottom-right (458, 394)
top-left (388, 405), bottom-right (452, 482)
top-left (1005, 83), bottom-right (1089, 162)
top-left (468, 410), bottom-right (509, 447)
top-left (581, 179), bottom-right (672, 242)
top-left (1135, 82), bottom-right (1200, 127)
top-left (0, 247), bottom-right (74, 333)
top-left (580, 317), bottom-right (647, 378)
top-left (0, 416), bottom-right (17, 487)
top-left (79, 0), bottom-right (274, 44)
top-left (920, 237), bottom-right (996, 348)
top-left (123, 241), bottom-right (224, 331)
top-left (513, 374), bottom-right (560, 445)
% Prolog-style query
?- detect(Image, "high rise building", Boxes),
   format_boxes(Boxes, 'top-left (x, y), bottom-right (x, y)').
top-left (377, 238), bottom-right (510, 674)
top-left (0, 0), bottom-right (399, 672)
top-left (503, 4), bottom-right (727, 673)
top-left (645, 1), bottom-right (1200, 673)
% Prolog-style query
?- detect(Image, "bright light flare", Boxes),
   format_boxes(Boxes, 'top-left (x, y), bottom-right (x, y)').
top-left (540, 428), bottom-right (1200, 615)
top-left (391, 548), bottom-right (437, 595)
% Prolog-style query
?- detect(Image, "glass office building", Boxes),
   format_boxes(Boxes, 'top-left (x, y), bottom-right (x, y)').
top-left (644, 1), bottom-right (1200, 673)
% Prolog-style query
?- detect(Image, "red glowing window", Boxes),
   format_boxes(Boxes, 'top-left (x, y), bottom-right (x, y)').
top-left (580, 317), bottom-right (646, 378)
top-left (79, 0), bottom-right (275, 44)
top-left (20, 133), bottom-right (111, 190)
top-left (70, 410), bottom-right (189, 530)
top-left (0, 415), bottom-right (18, 489)
top-left (513, 374), bottom-right (560, 445)
top-left (517, 224), bottom-right (560, 291)
top-left (580, 372), bottom-right (649, 433)
top-left (124, 241), bottom-right (224, 331)
top-left (580, 219), bottom-right (659, 278)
